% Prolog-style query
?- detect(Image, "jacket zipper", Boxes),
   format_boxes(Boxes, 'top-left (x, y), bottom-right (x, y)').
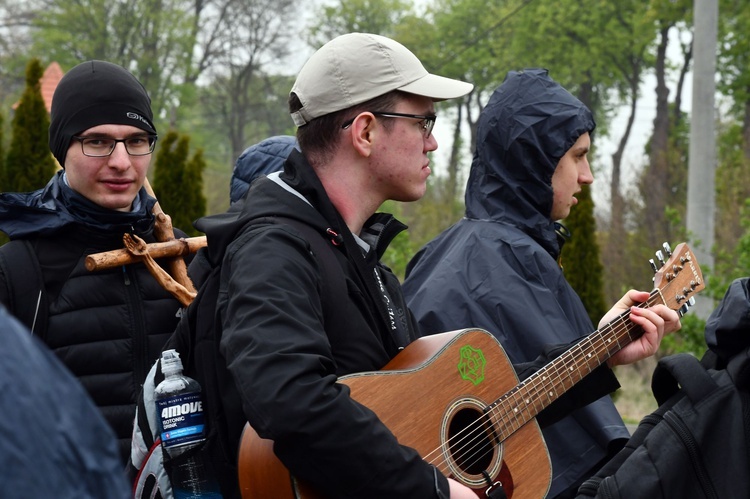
top-left (123, 265), bottom-right (149, 386)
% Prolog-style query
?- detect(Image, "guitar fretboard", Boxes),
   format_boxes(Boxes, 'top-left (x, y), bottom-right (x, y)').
top-left (486, 289), bottom-right (665, 441)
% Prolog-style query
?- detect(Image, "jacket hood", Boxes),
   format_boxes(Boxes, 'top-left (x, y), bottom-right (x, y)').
top-left (0, 171), bottom-right (156, 239)
top-left (705, 277), bottom-right (750, 363)
top-left (229, 135), bottom-right (298, 204)
top-left (197, 149), bottom-right (348, 266)
top-left (465, 68), bottom-right (595, 254)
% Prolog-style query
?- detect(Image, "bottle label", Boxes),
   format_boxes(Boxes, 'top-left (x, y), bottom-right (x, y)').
top-left (157, 392), bottom-right (206, 449)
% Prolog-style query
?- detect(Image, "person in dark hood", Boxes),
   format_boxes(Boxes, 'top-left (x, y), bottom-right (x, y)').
top-left (704, 277), bottom-right (750, 364)
top-left (229, 135), bottom-right (297, 205)
top-left (0, 60), bottom-right (187, 464)
top-left (403, 68), bottom-right (676, 498)
top-left (0, 304), bottom-right (129, 499)
top-left (193, 40), bottom-right (677, 498)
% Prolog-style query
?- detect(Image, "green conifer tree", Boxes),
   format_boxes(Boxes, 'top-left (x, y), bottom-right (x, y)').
top-left (152, 130), bottom-right (206, 237)
top-left (6, 59), bottom-right (56, 192)
top-left (0, 111), bottom-right (5, 190)
top-left (184, 148), bottom-right (207, 235)
top-left (0, 111), bottom-right (7, 245)
top-left (562, 184), bottom-right (607, 326)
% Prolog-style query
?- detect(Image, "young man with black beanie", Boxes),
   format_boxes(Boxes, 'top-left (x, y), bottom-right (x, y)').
top-left (0, 60), bottom-right (186, 464)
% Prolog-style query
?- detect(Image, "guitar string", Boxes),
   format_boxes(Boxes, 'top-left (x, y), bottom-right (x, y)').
top-left (424, 299), bottom-right (647, 478)
top-left (440, 299), bottom-right (647, 478)
top-left (422, 290), bottom-right (665, 481)
top-left (432, 258), bottom-right (694, 477)
top-left (433, 291), bottom-right (662, 478)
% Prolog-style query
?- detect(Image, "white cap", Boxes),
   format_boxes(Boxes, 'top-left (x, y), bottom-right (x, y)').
top-left (290, 33), bottom-right (474, 126)
top-left (160, 349), bottom-right (183, 376)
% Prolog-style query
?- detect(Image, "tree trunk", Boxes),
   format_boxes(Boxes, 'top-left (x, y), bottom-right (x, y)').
top-left (643, 24), bottom-right (672, 249)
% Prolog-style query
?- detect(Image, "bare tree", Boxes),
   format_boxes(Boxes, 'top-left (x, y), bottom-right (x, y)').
top-left (0, 0), bottom-right (37, 103)
top-left (201, 0), bottom-right (295, 162)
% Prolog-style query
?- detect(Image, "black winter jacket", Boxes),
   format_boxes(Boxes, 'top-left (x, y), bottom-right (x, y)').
top-left (195, 150), bottom-right (621, 498)
top-left (0, 171), bottom-right (185, 462)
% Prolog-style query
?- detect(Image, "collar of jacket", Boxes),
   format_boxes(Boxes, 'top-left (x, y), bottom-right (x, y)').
top-left (281, 150), bottom-right (409, 341)
top-left (280, 150), bottom-right (407, 259)
top-left (0, 170), bottom-right (156, 239)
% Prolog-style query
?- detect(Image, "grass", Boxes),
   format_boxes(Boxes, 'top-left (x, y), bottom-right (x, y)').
top-left (612, 357), bottom-right (659, 425)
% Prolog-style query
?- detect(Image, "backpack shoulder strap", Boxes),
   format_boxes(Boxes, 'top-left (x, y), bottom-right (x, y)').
top-left (651, 352), bottom-right (719, 406)
top-left (725, 345), bottom-right (750, 390)
top-left (270, 216), bottom-right (347, 332)
top-left (0, 239), bottom-right (48, 338)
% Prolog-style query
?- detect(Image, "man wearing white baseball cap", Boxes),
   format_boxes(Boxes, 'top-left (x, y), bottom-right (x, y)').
top-left (194, 32), bottom-right (480, 498)
top-left (194, 33), bottom-right (668, 499)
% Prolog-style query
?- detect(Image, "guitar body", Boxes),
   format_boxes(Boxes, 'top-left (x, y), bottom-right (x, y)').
top-left (238, 329), bottom-right (552, 498)
top-left (237, 242), bottom-right (705, 498)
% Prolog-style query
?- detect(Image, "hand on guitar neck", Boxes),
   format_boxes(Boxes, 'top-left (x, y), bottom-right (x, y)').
top-left (603, 288), bottom-right (682, 368)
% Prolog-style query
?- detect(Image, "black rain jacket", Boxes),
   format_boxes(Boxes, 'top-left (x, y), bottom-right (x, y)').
top-left (404, 68), bottom-right (630, 497)
top-left (0, 304), bottom-right (129, 498)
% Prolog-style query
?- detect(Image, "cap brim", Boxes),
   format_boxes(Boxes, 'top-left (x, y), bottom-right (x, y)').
top-left (398, 73), bottom-right (474, 101)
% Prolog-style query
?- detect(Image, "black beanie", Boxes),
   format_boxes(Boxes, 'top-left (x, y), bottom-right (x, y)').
top-left (49, 60), bottom-right (157, 167)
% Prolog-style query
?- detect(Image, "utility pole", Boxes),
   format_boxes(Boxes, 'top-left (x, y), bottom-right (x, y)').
top-left (686, 0), bottom-right (718, 319)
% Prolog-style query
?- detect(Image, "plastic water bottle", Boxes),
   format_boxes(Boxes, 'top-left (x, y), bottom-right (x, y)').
top-left (155, 349), bottom-right (223, 499)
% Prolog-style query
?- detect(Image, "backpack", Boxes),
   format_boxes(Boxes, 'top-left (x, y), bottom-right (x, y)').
top-left (130, 216), bottom-right (346, 499)
top-left (0, 239), bottom-right (49, 338)
top-left (576, 347), bottom-right (750, 498)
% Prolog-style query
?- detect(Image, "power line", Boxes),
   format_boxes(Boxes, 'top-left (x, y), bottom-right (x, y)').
top-left (434, 0), bottom-right (536, 72)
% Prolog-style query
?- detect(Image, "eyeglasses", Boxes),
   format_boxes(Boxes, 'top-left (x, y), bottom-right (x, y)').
top-left (72, 135), bottom-right (158, 157)
top-left (341, 111), bottom-right (437, 138)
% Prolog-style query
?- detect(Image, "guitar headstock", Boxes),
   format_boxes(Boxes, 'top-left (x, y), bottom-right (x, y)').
top-left (650, 242), bottom-right (704, 316)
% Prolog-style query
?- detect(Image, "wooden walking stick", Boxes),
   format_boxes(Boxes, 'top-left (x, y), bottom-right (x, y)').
top-left (85, 178), bottom-right (205, 306)
top-left (122, 233), bottom-right (197, 307)
top-left (85, 236), bottom-right (206, 272)
top-left (142, 178), bottom-right (197, 295)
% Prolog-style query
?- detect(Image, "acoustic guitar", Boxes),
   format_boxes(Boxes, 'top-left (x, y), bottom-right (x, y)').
top-left (237, 242), bottom-right (704, 498)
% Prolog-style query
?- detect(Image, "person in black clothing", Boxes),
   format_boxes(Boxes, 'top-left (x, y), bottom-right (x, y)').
top-left (0, 60), bottom-right (186, 464)
top-left (196, 34), bottom-right (680, 498)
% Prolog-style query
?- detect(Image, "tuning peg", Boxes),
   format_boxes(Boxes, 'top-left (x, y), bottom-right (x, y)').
top-left (679, 303), bottom-right (690, 316)
top-left (678, 297), bottom-right (697, 317)
top-left (655, 250), bottom-right (666, 267)
top-left (662, 242), bottom-right (672, 256)
top-left (649, 259), bottom-right (658, 273)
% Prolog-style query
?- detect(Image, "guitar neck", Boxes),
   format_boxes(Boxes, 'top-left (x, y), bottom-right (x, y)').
top-left (487, 289), bottom-right (665, 441)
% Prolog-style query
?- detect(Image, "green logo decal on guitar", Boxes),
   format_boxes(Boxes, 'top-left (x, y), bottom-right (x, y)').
top-left (457, 344), bottom-right (486, 385)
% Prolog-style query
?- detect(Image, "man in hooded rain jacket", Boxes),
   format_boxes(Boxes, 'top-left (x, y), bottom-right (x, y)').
top-left (403, 68), bottom-right (635, 497)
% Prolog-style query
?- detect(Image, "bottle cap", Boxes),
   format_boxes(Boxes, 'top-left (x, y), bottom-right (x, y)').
top-left (160, 349), bottom-right (183, 376)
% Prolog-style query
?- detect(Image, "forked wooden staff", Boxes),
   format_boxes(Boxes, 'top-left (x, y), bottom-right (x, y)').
top-left (85, 178), bottom-right (206, 307)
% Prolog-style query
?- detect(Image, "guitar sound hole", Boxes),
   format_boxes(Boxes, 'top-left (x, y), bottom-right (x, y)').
top-left (447, 407), bottom-right (494, 475)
